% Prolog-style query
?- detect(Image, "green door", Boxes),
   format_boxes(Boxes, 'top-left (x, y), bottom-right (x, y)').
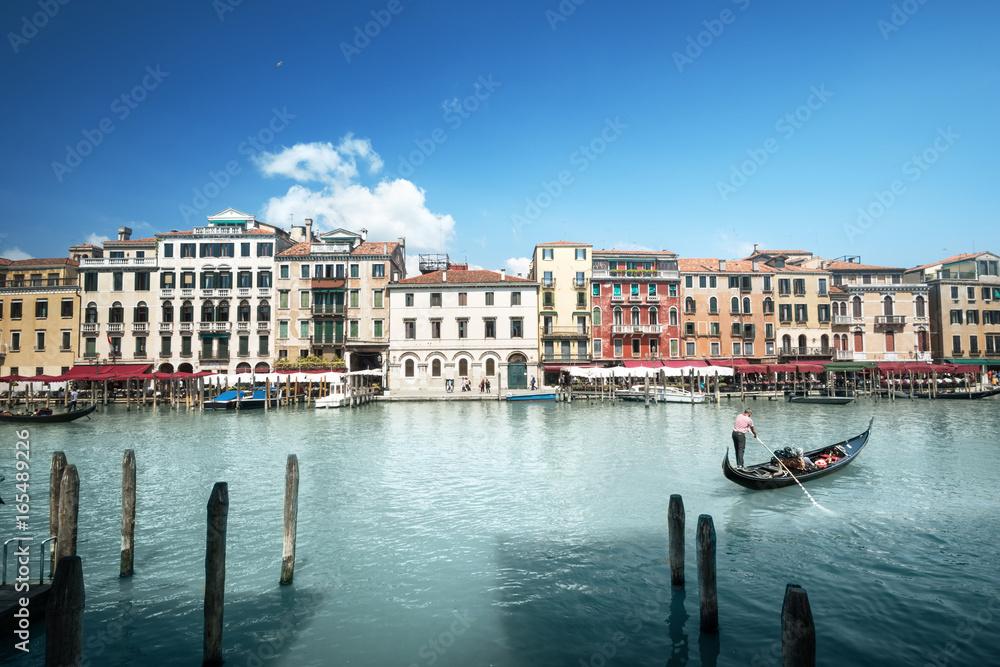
top-left (507, 358), bottom-right (527, 389)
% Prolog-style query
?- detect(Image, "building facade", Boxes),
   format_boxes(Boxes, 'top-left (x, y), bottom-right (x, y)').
top-left (529, 242), bottom-right (593, 368)
top-left (386, 268), bottom-right (538, 394)
top-left (590, 250), bottom-right (681, 361)
top-left (0, 258), bottom-right (81, 377)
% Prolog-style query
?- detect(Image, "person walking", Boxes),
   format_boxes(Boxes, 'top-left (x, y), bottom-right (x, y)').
top-left (68, 387), bottom-right (79, 412)
top-left (732, 408), bottom-right (757, 470)
top-left (480, 379), bottom-right (485, 393)
top-left (486, 378), bottom-right (491, 393)
top-left (530, 376), bottom-right (536, 391)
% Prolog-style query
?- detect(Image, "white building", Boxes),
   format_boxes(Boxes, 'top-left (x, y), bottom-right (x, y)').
top-left (386, 267), bottom-right (539, 395)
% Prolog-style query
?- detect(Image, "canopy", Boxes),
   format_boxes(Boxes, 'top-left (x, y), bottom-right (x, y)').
top-left (946, 359), bottom-right (1000, 367)
top-left (823, 362), bottom-right (877, 372)
top-left (0, 374), bottom-right (63, 382)
top-left (58, 364), bottom-right (152, 382)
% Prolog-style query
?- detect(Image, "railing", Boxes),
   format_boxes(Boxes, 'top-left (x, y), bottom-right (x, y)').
top-left (610, 294), bottom-right (625, 303)
top-left (591, 269), bottom-right (679, 280)
top-left (237, 288), bottom-right (252, 298)
top-left (132, 322), bottom-right (149, 334)
top-left (312, 304), bottom-right (346, 315)
top-left (80, 257), bottom-right (157, 267)
top-left (159, 322), bottom-right (173, 332)
top-left (258, 288), bottom-right (271, 298)
top-left (628, 294), bottom-right (642, 303)
top-left (312, 334), bottom-right (345, 345)
top-left (541, 278), bottom-right (556, 288)
top-left (181, 288), bottom-right (195, 297)
top-left (257, 322), bottom-right (270, 331)
top-left (541, 325), bottom-right (590, 337)
top-left (198, 322), bottom-right (232, 333)
top-left (0, 279), bottom-right (69, 288)
top-left (646, 294), bottom-right (660, 302)
top-left (83, 351), bottom-right (99, 358)
top-left (82, 323), bottom-right (99, 334)
top-left (216, 289), bottom-right (231, 298)
top-left (541, 353), bottom-right (590, 362)
top-left (875, 315), bottom-right (906, 325)
top-left (832, 315), bottom-right (853, 325)
top-left (612, 324), bottom-right (662, 335)
top-left (107, 323), bottom-right (124, 333)
top-left (936, 270), bottom-right (977, 281)
top-left (201, 289), bottom-right (215, 297)
top-left (160, 289), bottom-right (174, 298)
top-left (573, 278), bottom-right (587, 288)
top-left (236, 321), bottom-right (250, 332)
top-left (198, 352), bottom-right (230, 361)
top-left (777, 346), bottom-right (836, 358)
top-left (834, 349), bottom-right (853, 360)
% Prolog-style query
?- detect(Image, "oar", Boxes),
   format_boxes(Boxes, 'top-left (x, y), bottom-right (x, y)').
top-left (753, 435), bottom-right (832, 514)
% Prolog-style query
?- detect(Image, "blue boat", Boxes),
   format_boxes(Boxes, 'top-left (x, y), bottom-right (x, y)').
top-left (204, 387), bottom-right (280, 410)
top-left (505, 390), bottom-right (557, 402)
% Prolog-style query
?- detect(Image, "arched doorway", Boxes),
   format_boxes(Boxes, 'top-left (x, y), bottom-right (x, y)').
top-left (178, 363), bottom-right (194, 373)
top-left (235, 362), bottom-right (252, 374)
top-left (254, 362), bottom-right (270, 373)
top-left (158, 363), bottom-right (174, 373)
top-left (507, 353), bottom-right (527, 389)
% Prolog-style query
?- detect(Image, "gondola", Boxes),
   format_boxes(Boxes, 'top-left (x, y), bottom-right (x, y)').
top-left (723, 417), bottom-right (873, 490)
top-left (892, 388), bottom-right (1000, 400)
top-left (0, 404), bottom-right (97, 424)
top-left (785, 393), bottom-right (855, 405)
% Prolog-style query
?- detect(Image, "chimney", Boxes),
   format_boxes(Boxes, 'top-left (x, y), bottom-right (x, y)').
top-left (500, 268), bottom-right (506, 281)
top-left (361, 228), bottom-right (368, 242)
top-left (753, 243), bottom-right (759, 253)
top-left (304, 218), bottom-right (313, 241)
top-left (398, 237), bottom-right (405, 249)
top-left (442, 270), bottom-right (447, 282)
top-left (719, 259), bottom-right (726, 271)
top-left (118, 226), bottom-right (132, 241)
top-left (383, 242), bottom-right (387, 254)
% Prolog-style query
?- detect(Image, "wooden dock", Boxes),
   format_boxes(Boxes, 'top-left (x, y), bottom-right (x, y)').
top-left (0, 582), bottom-right (52, 629)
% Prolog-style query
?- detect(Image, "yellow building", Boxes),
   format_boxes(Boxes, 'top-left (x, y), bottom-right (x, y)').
top-left (529, 242), bottom-right (592, 372)
top-left (0, 257), bottom-right (81, 377)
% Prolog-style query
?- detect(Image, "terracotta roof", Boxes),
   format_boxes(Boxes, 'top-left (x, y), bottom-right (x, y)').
top-left (0, 258), bottom-right (12, 266)
top-left (277, 242), bottom-right (313, 257)
top-left (906, 252), bottom-right (984, 274)
top-left (68, 243), bottom-right (101, 249)
top-left (351, 241), bottom-right (399, 256)
top-left (105, 237), bottom-right (156, 245)
top-left (828, 285), bottom-right (847, 294)
top-left (398, 269), bottom-right (533, 285)
top-left (824, 260), bottom-right (904, 272)
top-left (156, 228), bottom-right (276, 237)
top-left (2, 258), bottom-right (79, 267)
top-left (745, 249), bottom-right (812, 258)
top-left (677, 258), bottom-right (777, 273)
top-left (536, 241), bottom-right (592, 246)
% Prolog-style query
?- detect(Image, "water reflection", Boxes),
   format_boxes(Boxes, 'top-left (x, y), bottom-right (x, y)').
top-left (666, 588), bottom-right (689, 667)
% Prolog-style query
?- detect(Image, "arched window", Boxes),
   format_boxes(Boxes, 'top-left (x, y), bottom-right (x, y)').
top-left (162, 301), bottom-right (173, 323)
top-left (486, 358), bottom-right (495, 376)
top-left (631, 307), bottom-right (640, 325)
top-left (405, 359), bottom-right (415, 377)
top-left (798, 334), bottom-right (807, 351)
top-left (85, 302), bottom-right (98, 323)
top-left (134, 301), bottom-right (148, 323)
top-left (685, 297), bottom-right (695, 314)
top-left (730, 296), bottom-right (739, 314)
top-left (217, 300), bottom-right (230, 322)
top-left (593, 307), bottom-right (601, 326)
top-left (821, 334), bottom-right (829, 350)
top-left (649, 307), bottom-right (658, 325)
top-left (431, 359), bottom-right (442, 377)
top-left (709, 297), bottom-right (718, 315)
top-left (458, 358), bottom-right (469, 376)
top-left (109, 302), bottom-right (124, 323)
top-left (238, 300), bottom-right (251, 322)
top-left (781, 334), bottom-right (792, 351)
top-left (254, 362), bottom-right (270, 373)
top-left (883, 296), bottom-right (893, 316)
top-left (180, 301), bottom-right (194, 323)
top-left (201, 301), bottom-right (215, 322)
top-left (917, 330), bottom-right (928, 352)
top-left (763, 297), bottom-right (773, 315)
top-left (613, 307), bottom-right (623, 326)
top-left (669, 307), bottom-right (678, 326)
top-left (743, 297), bottom-right (751, 314)
top-left (915, 296), bottom-right (925, 318)
top-left (852, 296), bottom-right (862, 318)
top-left (854, 331), bottom-right (864, 352)
top-left (257, 300), bottom-right (271, 321)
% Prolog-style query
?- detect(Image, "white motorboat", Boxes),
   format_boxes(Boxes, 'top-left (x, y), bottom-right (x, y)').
top-left (616, 386), bottom-right (706, 404)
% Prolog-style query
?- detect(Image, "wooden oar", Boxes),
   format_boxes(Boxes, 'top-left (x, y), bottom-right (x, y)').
top-left (753, 435), bottom-right (832, 513)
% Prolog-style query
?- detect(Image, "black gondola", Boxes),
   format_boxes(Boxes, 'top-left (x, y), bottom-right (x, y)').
top-left (723, 417), bottom-right (873, 490)
top-left (0, 404), bottom-right (97, 424)
top-left (892, 388), bottom-right (1000, 400)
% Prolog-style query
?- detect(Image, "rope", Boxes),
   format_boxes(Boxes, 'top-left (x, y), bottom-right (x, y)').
top-left (752, 434), bottom-right (832, 514)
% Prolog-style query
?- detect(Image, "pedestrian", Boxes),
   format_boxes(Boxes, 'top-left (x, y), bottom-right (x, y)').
top-left (480, 379), bottom-right (485, 393)
top-left (486, 378), bottom-right (491, 393)
top-left (530, 376), bottom-right (536, 391)
top-left (732, 408), bottom-right (757, 470)
top-left (68, 387), bottom-right (79, 412)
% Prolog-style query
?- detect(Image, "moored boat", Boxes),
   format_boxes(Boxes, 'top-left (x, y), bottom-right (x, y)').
top-left (315, 381), bottom-right (348, 408)
top-left (204, 387), bottom-right (280, 410)
top-left (506, 390), bottom-right (557, 402)
top-left (0, 404), bottom-right (97, 423)
top-left (722, 418), bottom-right (873, 490)
top-left (616, 386), bottom-right (706, 404)
top-left (892, 388), bottom-right (1000, 400)
top-left (786, 393), bottom-right (855, 405)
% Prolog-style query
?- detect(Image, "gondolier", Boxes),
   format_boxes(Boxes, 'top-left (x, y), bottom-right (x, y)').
top-left (732, 409), bottom-right (757, 470)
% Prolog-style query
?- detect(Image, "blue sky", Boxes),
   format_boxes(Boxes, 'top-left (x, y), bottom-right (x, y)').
top-left (1, 0), bottom-right (997, 275)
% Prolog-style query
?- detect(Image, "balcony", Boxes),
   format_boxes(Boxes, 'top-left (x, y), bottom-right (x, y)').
top-left (312, 334), bottom-right (345, 346)
top-left (312, 304), bottom-right (346, 316)
top-left (541, 325), bottom-right (590, 338)
top-left (646, 294), bottom-right (660, 303)
top-left (541, 278), bottom-right (556, 288)
top-left (179, 322), bottom-right (194, 333)
top-left (201, 289), bottom-right (215, 297)
top-left (875, 315), bottom-right (906, 326)
top-left (80, 257), bottom-right (157, 268)
top-left (132, 322), bottom-right (149, 334)
top-left (834, 349), bottom-right (853, 361)
top-left (237, 288), bottom-right (252, 298)
top-left (610, 294), bottom-right (626, 303)
top-left (573, 278), bottom-right (587, 288)
top-left (198, 322), bottom-right (232, 333)
top-left (832, 315), bottom-right (853, 326)
top-left (628, 294), bottom-right (642, 303)
top-left (777, 346), bottom-right (836, 358)
top-left (258, 288), bottom-right (271, 298)
top-left (159, 322), bottom-right (173, 333)
top-left (181, 288), bottom-right (195, 298)
top-left (541, 353), bottom-right (590, 363)
top-left (216, 289), bottom-right (231, 298)
top-left (160, 289), bottom-right (174, 299)
top-left (257, 322), bottom-right (270, 331)
top-left (198, 352), bottom-right (231, 362)
top-left (82, 323), bottom-right (99, 335)
top-left (236, 321), bottom-right (250, 332)
top-left (612, 324), bottom-right (662, 335)
top-left (107, 323), bottom-right (124, 334)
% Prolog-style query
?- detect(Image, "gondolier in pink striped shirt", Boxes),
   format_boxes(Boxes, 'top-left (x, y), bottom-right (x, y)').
top-left (732, 409), bottom-right (757, 470)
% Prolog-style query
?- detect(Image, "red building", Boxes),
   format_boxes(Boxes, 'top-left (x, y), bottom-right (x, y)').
top-left (590, 250), bottom-right (681, 361)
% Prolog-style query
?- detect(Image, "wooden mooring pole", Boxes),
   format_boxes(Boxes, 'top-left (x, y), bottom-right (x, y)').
top-left (45, 555), bottom-right (85, 667)
top-left (49, 452), bottom-right (67, 571)
top-left (55, 464), bottom-right (80, 570)
top-left (121, 449), bottom-right (136, 577)
top-left (696, 514), bottom-right (718, 632)
top-left (781, 583), bottom-right (816, 667)
top-left (204, 482), bottom-right (229, 667)
top-left (280, 454), bottom-right (299, 585)
top-left (668, 494), bottom-right (685, 587)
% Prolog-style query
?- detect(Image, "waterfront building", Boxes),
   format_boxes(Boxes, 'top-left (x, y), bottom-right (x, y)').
top-left (0, 257), bottom-right (81, 377)
top-left (903, 252), bottom-right (1000, 362)
top-left (676, 258), bottom-right (777, 363)
top-left (529, 242), bottom-right (593, 374)
top-left (386, 262), bottom-right (538, 394)
top-left (590, 250), bottom-right (681, 361)
top-left (74, 228), bottom-right (159, 366)
top-left (155, 208), bottom-right (293, 374)
top-left (275, 222), bottom-right (405, 370)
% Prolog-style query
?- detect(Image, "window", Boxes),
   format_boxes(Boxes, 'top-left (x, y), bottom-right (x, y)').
top-left (238, 242), bottom-right (249, 257)
top-left (763, 276), bottom-right (772, 292)
top-left (160, 335), bottom-right (172, 355)
top-left (373, 290), bottom-right (384, 308)
top-left (575, 248), bottom-right (586, 260)
top-left (741, 276), bottom-right (752, 292)
top-left (614, 307), bottom-right (623, 325)
top-left (649, 308), bottom-right (658, 325)
top-left (257, 243), bottom-right (274, 257)
top-left (405, 320), bottom-right (416, 339)
top-left (951, 286), bottom-right (960, 300)
top-left (350, 264), bottom-right (359, 278)
top-left (710, 341), bottom-right (720, 356)
top-left (405, 359), bottom-right (415, 378)
top-left (685, 297), bottom-right (696, 314)
top-left (631, 307), bottom-right (640, 325)
top-left (968, 286), bottom-right (976, 301)
top-left (257, 301), bottom-right (271, 321)
top-left (300, 321), bottom-right (310, 338)
top-left (593, 339), bottom-right (602, 357)
top-left (613, 284), bottom-right (621, 297)
top-left (430, 293), bottom-right (442, 307)
top-left (778, 279), bottom-right (791, 296)
top-left (779, 304), bottom-right (792, 322)
top-left (699, 276), bottom-right (707, 289)
top-left (970, 335), bottom-right (979, 354)
top-left (669, 284), bottom-right (678, 297)
top-left (486, 359), bottom-right (496, 376)
top-left (593, 284), bottom-right (600, 297)
top-left (952, 335), bottom-right (962, 354)
top-left (113, 272), bottom-right (124, 291)
top-left (181, 243), bottom-right (196, 258)
top-left (731, 322), bottom-right (742, 337)
top-left (431, 321), bottom-right (441, 339)
top-left (744, 341), bottom-right (754, 356)
top-left (350, 290), bottom-right (359, 308)
top-left (161, 272), bottom-right (175, 289)
top-left (916, 296), bottom-right (926, 318)
top-left (793, 279), bottom-right (806, 296)
top-left (987, 334), bottom-right (1000, 354)
top-left (279, 321), bottom-right (289, 339)
top-left (631, 339), bottom-right (640, 358)
top-left (765, 323), bottom-right (774, 340)
top-left (485, 292), bottom-right (494, 306)
top-left (405, 293), bottom-right (414, 307)
top-left (542, 248), bottom-right (554, 260)
top-left (648, 284), bottom-right (657, 296)
top-left (35, 331), bottom-right (45, 351)
top-left (593, 307), bottom-right (602, 326)
top-left (763, 297), bottom-right (774, 315)
top-left (863, 274), bottom-right (872, 285)
top-left (430, 359), bottom-right (442, 377)
top-left (743, 297), bottom-right (751, 314)
top-left (110, 336), bottom-right (122, 357)
top-left (162, 243), bottom-right (174, 258)
top-left (685, 275), bottom-right (693, 288)
top-left (510, 291), bottom-right (521, 306)
top-left (300, 291), bottom-right (310, 308)
top-left (279, 291), bottom-right (289, 309)
top-left (10, 331), bottom-right (20, 351)
top-left (707, 297), bottom-right (718, 315)
top-left (372, 264), bottom-right (385, 278)
top-left (134, 272), bottom-right (150, 291)
top-left (967, 310), bottom-right (979, 325)
top-left (35, 300), bottom-right (48, 318)
top-left (61, 330), bottom-right (71, 350)
top-left (669, 339), bottom-right (679, 357)
top-left (300, 264), bottom-right (310, 279)
top-left (818, 304), bottom-right (830, 322)
top-left (818, 279), bottom-right (827, 296)
top-left (511, 318), bottom-right (523, 338)
top-left (743, 323), bottom-right (755, 339)
top-left (685, 322), bottom-right (695, 336)
top-left (669, 307), bottom-right (678, 326)
top-left (543, 271), bottom-right (554, 287)
top-left (795, 304), bottom-right (808, 322)
top-left (279, 265), bottom-right (289, 279)
top-left (733, 341), bottom-right (742, 356)
top-left (84, 273), bottom-right (98, 291)
top-left (484, 319), bottom-right (496, 338)
top-left (9, 300), bottom-right (21, 320)
top-left (614, 339), bottom-right (623, 358)
top-left (257, 271), bottom-right (272, 288)
top-left (950, 310), bottom-right (963, 325)
top-left (458, 320), bottom-right (468, 338)
top-left (730, 297), bottom-right (740, 314)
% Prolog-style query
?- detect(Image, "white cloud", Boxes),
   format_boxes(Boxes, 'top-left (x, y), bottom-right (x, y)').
top-left (712, 231), bottom-right (756, 259)
top-left (611, 242), bottom-right (656, 252)
top-left (85, 233), bottom-right (110, 246)
top-left (0, 246), bottom-right (32, 261)
top-left (254, 137), bottom-right (455, 253)
top-left (504, 256), bottom-right (531, 278)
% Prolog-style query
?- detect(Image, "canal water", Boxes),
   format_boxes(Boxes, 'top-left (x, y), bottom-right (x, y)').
top-left (2, 397), bottom-right (999, 666)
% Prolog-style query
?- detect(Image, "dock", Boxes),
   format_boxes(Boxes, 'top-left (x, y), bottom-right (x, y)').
top-left (0, 582), bottom-right (52, 629)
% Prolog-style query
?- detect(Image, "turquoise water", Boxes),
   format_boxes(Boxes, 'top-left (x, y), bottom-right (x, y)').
top-left (2, 397), bottom-right (999, 666)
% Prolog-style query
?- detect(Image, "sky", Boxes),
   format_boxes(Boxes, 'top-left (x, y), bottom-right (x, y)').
top-left (1, 0), bottom-right (997, 277)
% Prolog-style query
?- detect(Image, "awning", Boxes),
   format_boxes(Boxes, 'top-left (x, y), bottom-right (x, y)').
top-left (946, 359), bottom-right (1000, 367)
top-left (823, 362), bottom-right (877, 371)
top-left (58, 364), bottom-right (152, 382)
top-left (0, 374), bottom-right (64, 383)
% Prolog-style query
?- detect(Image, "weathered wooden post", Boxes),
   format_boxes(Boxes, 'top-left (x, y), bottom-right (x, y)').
top-left (55, 464), bottom-right (80, 569)
top-left (264, 378), bottom-right (271, 412)
top-left (280, 454), bottom-right (299, 585)
top-left (204, 482), bottom-right (229, 667)
top-left (668, 494), bottom-right (685, 587)
top-left (696, 514), bottom-right (718, 632)
top-left (644, 373), bottom-right (650, 407)
top-left (50, 452), bottom-right (67, 572)
top-left (715, 371), bottom-right (721, 403)
top-left (45, 555), bottom-right (84, 667)
top-left (781, 583), bottom-right (815, 667)
top-left (121, 449), bottom-right (136, 577)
